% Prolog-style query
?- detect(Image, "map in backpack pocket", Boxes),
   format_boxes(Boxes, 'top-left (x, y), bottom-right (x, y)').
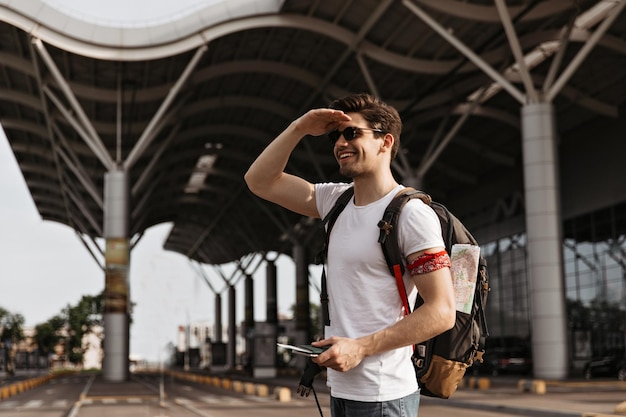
top-left (450, 244), bottom-right (480, 314)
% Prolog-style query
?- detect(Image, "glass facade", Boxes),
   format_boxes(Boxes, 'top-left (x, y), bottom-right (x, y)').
top-left (482, 201), bottom-right (626, 371)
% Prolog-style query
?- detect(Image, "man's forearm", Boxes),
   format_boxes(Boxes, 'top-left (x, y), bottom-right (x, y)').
top-left (359, 297), bottom-right (456, 357)
top-left (244, 121), bottom-right (303, 195)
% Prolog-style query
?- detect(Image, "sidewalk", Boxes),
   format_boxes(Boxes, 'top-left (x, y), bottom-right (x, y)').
top-left (241, 371), bottom-right (626, 417)
top-left (432, 378), bottom-right (626, 417)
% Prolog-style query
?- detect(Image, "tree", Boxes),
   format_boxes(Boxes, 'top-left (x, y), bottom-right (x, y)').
top-left (0, 307), bottom-right (25, 376)
top-left (33, 315), bottom-right (65, 359)
top-left (61, 293), bottom-right (103, 365)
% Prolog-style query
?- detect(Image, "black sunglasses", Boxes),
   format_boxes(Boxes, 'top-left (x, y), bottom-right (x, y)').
top-left (328, 126), bottom-right (385, 143)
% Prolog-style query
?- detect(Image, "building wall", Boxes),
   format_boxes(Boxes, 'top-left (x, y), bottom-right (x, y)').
top-left (483, 200), bottom-right (626, 372)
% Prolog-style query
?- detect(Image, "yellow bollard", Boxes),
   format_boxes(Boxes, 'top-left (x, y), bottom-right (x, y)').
top-left (274, 386), bottom-right (291, 402)
top-left (244, 382), bottom-right (256, 395)
top-left (614, 400), bottom-right (626, 415)
top-left (222, 378), bottom-right (232, 390)
top-left (477, 377), bottom-right (490, 390)
top-left (256, 384), bottom-right (269, 397)
top-left (518, 379), bottom-right (529, 392)
top-left (233, 381), bottom-right (244, 393)
top-left (531, 380), bottom-right (546, 395)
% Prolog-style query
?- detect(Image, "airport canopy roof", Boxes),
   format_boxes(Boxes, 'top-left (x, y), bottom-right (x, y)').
top-left (0, 0), bottom-right (624, 264)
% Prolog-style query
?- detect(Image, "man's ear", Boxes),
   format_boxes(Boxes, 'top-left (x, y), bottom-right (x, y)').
top-left (381, 133), bottom-right (394, 153)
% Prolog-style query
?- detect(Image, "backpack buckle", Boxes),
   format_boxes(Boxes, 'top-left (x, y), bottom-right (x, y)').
top-left (377, 220), bottom-right (393, 243)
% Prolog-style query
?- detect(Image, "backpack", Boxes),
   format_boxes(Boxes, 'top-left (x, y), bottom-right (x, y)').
top-left (318, 186), bottom-right (490, 399)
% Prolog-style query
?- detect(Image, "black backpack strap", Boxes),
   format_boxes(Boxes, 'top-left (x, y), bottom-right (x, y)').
top-left (377, 187), bottom-right (431, 279)
top-left (319, 186), bottom-right (354, 326)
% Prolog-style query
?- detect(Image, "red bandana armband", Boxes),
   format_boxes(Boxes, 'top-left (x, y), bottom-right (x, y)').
top-left (408, 250), bottom-right (451, 275)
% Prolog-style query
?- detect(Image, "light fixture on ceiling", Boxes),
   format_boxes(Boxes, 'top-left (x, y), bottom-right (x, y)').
top-left (184, 154), bottom-right (217, 194)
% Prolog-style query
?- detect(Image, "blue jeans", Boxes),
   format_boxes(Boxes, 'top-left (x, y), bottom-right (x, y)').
top-left (330, 391), bottom-right (420, 417)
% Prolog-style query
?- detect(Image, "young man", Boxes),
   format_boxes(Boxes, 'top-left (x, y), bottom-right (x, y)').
top-left (245, 93), bottom-right (455, 417)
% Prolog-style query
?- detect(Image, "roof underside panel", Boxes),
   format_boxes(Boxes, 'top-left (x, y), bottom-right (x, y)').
top-left (0, 0), bottom-right (624, 264)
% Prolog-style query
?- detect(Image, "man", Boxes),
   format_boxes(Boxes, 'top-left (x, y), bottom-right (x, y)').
top-left (245, 93), bottom-right (455, 417)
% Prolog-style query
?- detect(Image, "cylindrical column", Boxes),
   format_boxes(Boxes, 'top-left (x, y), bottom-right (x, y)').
top-left (102, 170), bottom-right (130, 382)
top-left (214, 293), bottom-right (222, 343)
top-left (227, 285), bottom-right (236, 370)
top-left (521, 102), bottom-right (568, 379)
top-left (266, 262), bottom-right (277, 325)
top-left (244, 274), bottom-right (254, 329)
top-left (293, 244), bottom-right (311, 344)
top-left (244, 274), bottom-right (254, 372)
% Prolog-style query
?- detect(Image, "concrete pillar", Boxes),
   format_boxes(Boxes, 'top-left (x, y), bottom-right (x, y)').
top-left (214, 293), bottom-right (222, 342)
top-left (521, 102), bottom-right (568, 379)
top-left (244, 274), bottom-right (254, 371)
top-left (266, 262), bottom-right (277, 325)
top-left (265, 261), bottom-right (278, 374)
top-left (244, 274), bottom-right (254, 329)
top-left (252, 262), bottom-right (279, 378)
top-left (102, 170), bottom-right (130, 382)
top-left (293, 244), bottom-right (311, 344)
top-left (227, 285), bottom-right (236, 369)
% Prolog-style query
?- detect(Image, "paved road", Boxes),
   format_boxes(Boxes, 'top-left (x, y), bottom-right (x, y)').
top-left (0, 371), bottom-right (594, 417)
top-left (2, 371), bottom-right (626, 417)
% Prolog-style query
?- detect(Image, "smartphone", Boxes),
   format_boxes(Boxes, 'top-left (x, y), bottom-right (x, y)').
top-left (277, 343), bottom-right (330, 357)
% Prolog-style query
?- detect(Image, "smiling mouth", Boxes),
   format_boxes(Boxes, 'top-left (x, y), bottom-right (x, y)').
top-left (338, 152), bottom-right (355, 160)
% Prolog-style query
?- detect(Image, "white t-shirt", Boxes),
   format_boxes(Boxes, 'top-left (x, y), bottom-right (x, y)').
top-left (315, 182), bottom-right (444, 402)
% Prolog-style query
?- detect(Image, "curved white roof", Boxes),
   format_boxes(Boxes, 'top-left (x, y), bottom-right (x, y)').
top-left (1, 0), bottom-right (283, 59)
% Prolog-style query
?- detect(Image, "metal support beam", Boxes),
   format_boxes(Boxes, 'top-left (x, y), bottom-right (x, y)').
top-left (543, 14), bottom-right (576, 93)
top-left (546, 0), bottom-right (626, 101)
top-left (55, 140), bottom-right (103, 208)
top-left (116, 74), bottom-right (122, 164)
top-left (74, 231), bottom-right (105, 271)
top-left (403, 0), bottom-right (526, 104)
top-left (186, 185), bottom-right (246, 258)
top-left (43, 86), bottom-right (114, 170)
top-left (190, 261), bottom-right (218, 294)
top-left (131, 123), bottom-right (181, 196)
top-left (124, 45), bottom-right (207, 170)
top-left (356, 52), bottom-right (380, 97)
top-left (417, 88), bottom-right (485, 178)
top-left (130, 177), bottom-right (160, 224)
top-left (32, 37), bottom-right (115, 170)
top-left (64, 186), bottom-right (103, 235)
top-left (299, 0), bottom-right (395, 111)
top-left (495, 0), bottom-right (539, 102)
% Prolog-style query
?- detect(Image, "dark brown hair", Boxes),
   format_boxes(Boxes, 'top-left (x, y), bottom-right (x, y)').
top-left (328, 93), bottom-right (402, 160)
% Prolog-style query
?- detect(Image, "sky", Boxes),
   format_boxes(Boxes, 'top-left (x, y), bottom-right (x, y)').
top-left (0, 127), bottom-right (308, 363)
top-left (0, 0), bottom-right (312, 363)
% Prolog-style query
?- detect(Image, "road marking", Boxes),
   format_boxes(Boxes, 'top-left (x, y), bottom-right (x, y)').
top-left (24, 400), bottom-right (44, 408)
top-left (0, 401), bottom-right (18, 409)
top-left (53, 399), bottom-right (69, 407)
top-left (174, 398), bottom-right (214, 417)
top-left (200, 395), bottom-right (243, 404)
